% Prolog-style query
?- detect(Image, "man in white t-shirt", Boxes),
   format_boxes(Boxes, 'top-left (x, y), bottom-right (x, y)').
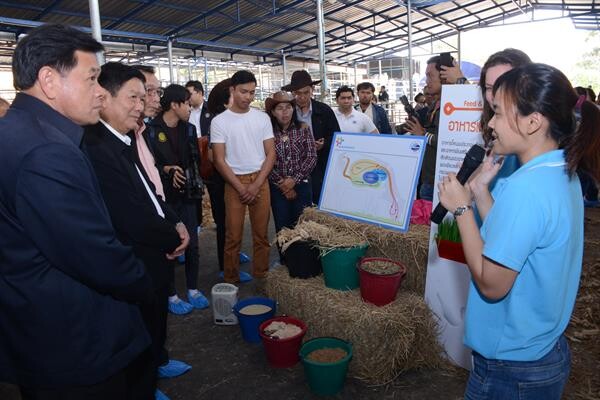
top-left (334, 86), bottom-right (378, 134)
top-left (210, 70), bottom-right (276, 284)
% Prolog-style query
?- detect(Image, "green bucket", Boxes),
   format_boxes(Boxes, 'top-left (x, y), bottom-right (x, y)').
top-left (299, 337), bottom-right (353, 396)
top-left (320, 244), bottom-right (368, 290)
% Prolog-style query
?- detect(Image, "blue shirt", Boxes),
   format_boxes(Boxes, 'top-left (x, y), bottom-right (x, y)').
top-left (464, 150), bottom-right (583, 361)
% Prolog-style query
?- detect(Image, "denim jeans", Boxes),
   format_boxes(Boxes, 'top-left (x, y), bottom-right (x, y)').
top-left (269, 179), bottom-right (313, 233)
top-left (465, 335), bottom-right (571, 400)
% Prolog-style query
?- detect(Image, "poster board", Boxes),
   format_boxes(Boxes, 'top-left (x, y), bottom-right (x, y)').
top-left (424, 85), bottom-right (484, 369)
top-left (319, 132), bottom-right (426, 232)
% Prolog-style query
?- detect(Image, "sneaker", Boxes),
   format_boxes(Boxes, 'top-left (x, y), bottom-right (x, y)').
top-left (168, 298), bottom-right (193, 315)
top-left (158, 359), bottom-right (192, 379)
top-left (239, 252), bottom-right (251, 263)
top-left (155, 389), bottom-right (170, 400)
top-left (187, 290), bottom-right (209, 309)
top-left (218, 271), bottom-right (253, 283)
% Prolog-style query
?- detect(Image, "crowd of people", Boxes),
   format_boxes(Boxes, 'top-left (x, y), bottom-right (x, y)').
top-left (1, 22), bottom-right (599, 400)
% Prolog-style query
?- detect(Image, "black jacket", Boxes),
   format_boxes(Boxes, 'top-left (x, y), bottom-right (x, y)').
top-left (309, 99), bottom-right (341, 177)
top-left (83, 122), bottom-right (182, 288)
top-left (147, 114), bottom-right (199, 204)
top-left (191, 102), bottom-right (211, 137)
top-left (0, 93), bottom-right (152, 388)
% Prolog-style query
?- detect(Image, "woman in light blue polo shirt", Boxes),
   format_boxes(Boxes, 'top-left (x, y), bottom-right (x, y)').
top-left (438, 63), bottom-right (600, 399)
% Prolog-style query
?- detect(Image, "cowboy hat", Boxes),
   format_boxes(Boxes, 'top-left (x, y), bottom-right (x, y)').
top-left (265, 91), bottom-right (295, 113)
top-left (281, 70), bottom-right (322, 92)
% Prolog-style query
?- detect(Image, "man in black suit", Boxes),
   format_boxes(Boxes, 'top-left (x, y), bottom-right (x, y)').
top-left (185, 80), bottom-right (210, 137)
top-left (83, 62), bottom-right (189, 400)
top-left (1, 24), bottom-right (153, 400)
top-left (282, 70), bottom-right (341, 204)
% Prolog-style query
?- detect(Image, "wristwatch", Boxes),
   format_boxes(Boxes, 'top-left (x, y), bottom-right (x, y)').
top-left (453, 205), bottom-right (472, 217)
top-left (456, 77), bottom-right (468, 85)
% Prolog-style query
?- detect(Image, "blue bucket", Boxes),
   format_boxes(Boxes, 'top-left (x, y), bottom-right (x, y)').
top-left (232, 297), bottom-right (276, 343)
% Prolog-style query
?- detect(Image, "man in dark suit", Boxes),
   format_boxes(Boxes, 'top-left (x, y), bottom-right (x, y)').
top-left (0, 24), bottom-right (153, 399)
top-left (83, 62), bottom-right (189, 400)
top-left (148, 85), bottom-right (209, 313)
top-left (185, 80), bottom-right (210, 137)
top-left (282, 70), bottom-right (341, 204)
top-left (185, 80), bottom-right (210, 232)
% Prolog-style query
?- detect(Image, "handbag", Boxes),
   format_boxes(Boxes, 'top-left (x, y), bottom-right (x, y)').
top-left (197, 136), bottom-right (214, 180)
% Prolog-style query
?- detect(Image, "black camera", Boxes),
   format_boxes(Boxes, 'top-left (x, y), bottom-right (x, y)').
top-left (183, 137), bottom-right (204, 200)
top-left (399, 95), bottom-right (418, 120)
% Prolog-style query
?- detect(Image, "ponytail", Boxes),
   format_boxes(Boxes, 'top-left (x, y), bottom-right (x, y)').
top-left (564, 100), bottom-right (600, 181)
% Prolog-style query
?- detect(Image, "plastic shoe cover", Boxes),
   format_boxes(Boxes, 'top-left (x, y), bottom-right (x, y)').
top-left (158, 359), bottom-right (192, 379)
top-left (188, 291), bottom-right (209, 309)
top-left (168, 298), bottom-right (193, 315)
top-left (239, 271), bottom-right (253, 282)
top-left (155, 389), bottom-right (170, 400)
top-left (239, 252), bottom-right (251, 263)
top-left (218, 271), bottom-right (253, 283)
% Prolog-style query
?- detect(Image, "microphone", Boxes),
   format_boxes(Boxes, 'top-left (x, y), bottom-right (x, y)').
top-left (430, 144), bottom-right (486, 224)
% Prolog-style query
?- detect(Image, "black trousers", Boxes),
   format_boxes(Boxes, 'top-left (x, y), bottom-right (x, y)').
top-left (168, 200), bottom-right (199, 295)
top-left (139, 284), bottom-right (170, 367)
top-left (206, 176), bottom-right (226, 271)
top-left (19, 349), bottom-right (154, 400)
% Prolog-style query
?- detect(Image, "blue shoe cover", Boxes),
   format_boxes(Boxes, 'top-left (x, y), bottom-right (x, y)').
top-left (177, 254), bottom-right (185, 264)
top-left (239, 252), bottom-right (251, 263)
top-left (218, 271), bottom-right (252, 283)
top-left (155, 389), bottom-right (170, 400)
top-left (188, 291), bottom-right (209, 309)
top-left (239, 271), bottom-right (253, 282)
top-left (158, 359), bottom-right (192, 379)
top-left (168, 299), bottom-right (193, 315)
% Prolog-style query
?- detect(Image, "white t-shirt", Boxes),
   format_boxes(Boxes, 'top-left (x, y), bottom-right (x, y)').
top-left (334, 108), bottom-right (378, 134)
top-left (210, 108), bottom-right (274, 174)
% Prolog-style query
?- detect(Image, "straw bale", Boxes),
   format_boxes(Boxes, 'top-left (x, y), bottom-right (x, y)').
top-left (300, 207), bottom-right (430, 294)
top-left (265, 267), bottom-right (444, 384)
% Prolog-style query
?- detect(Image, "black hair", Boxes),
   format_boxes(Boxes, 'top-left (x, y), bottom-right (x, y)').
top-left (335, 85), bottom-right (354, 99)
top-left (231, 70), bottom-right (257, 87)
top-left (207, 78), bottom-right (232, 116)
top-left (131, 64), bottom-right (156, 75)
top-left (185, 80), bottom-right (204, 94)
top-left (479, 48), bottom-right (532, 145)
top-left (356, 82), bottom-right (375, 93)
top-left (12, 24), bottom-right (104, 91)
top-left (494, 63), bottom-right (600, 180)
top-left (160, 84), bottom-right (190, 112)
top-left (98, 62), bottom-right (145, 97)
top-left (414, 92), bottom-right (424, 102)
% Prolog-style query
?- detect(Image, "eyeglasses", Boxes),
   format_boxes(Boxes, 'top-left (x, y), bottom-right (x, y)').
top-left (147, 87), bottom-right (164, 97)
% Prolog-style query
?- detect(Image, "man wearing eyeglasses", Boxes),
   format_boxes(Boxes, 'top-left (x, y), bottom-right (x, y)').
top-left (282, 70), bottom-right (340, 204)
top-left (131, 65), bottom-right (193, 381)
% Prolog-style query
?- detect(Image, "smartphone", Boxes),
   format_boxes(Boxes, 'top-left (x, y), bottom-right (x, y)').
top-left (438, 52), bottom-right (454, 69)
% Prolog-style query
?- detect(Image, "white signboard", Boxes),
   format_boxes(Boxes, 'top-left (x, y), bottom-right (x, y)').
top-left (319, 133), bottom-right (426, 232)
top-left (424, 85), bottom-right (484, 369)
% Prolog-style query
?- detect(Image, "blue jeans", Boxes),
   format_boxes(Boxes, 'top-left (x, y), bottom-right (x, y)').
top-left (465, 335), bottom-right (570, 400)
top-left (269, 179), bottom-right (312, 233)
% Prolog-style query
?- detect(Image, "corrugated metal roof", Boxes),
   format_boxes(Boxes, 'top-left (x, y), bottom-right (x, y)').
top-left (0, 0), bottom-right (597, 64)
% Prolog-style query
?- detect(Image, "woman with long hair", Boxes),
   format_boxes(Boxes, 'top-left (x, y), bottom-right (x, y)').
top-left (439, 63), bottom-right (600, 399)
top-left (265, 91), bottom-right (316, 237)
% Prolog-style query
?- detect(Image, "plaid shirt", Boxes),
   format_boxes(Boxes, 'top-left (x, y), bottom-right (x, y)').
top-left (269, 123), bottom-right (317, 184)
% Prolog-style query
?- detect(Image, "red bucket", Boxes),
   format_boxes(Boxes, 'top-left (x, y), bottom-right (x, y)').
top-left (259, 316), bottom-right (307, 368)
top-left (358, 258), bottom-right (406, 306)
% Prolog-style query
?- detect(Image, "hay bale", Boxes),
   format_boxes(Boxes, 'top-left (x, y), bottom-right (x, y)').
top-left (265, 267), bottom-right (444, 384)
top-left (300, 207), bottom-right (430, 294)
